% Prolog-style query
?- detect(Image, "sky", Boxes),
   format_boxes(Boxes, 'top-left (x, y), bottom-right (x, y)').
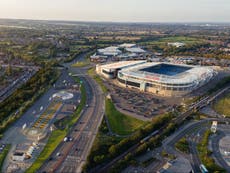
top-left (0, 0), bottom-right (230, 22)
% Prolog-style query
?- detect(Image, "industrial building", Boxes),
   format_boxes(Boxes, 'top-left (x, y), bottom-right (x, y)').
top-left (97, 61), bottom-right (215, 96)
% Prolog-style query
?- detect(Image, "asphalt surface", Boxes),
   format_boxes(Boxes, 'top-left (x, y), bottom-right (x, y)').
top-left (0, 69), bottom-right (79, 172)
top-left (211, 131), bottom-right (230, 172)
top-left (163, 120), bottom-right (209, 173)
top-left (38, 54), bottom-right (105, 173)
top-left (95, 83), bottom-right (230, 173)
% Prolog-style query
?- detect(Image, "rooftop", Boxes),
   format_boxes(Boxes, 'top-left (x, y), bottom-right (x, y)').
top-left (158, 157), bottom-right (193, 173)
top-left (125, 47), bottom-right (146, 53)
top-left (119, 43), bottom-right (136, 48)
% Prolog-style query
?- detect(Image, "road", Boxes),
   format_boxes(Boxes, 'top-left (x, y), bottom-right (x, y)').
top-left (38, 54), bottom-right (105, 173)
top-left (0, 68), bottom-right (79, 172)
top-left (163, 120), bottom-right (208, 173)
top-left (211, 131), bottom-right (230, 172)
top-left (0, 69), bottom-right (37, 103)
top-left (95, 82), bottom-right (230, 173)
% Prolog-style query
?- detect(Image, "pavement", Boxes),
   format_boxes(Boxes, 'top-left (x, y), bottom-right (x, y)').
top-left (163, 120), bottom-right (209, 173)
top-left (210, 127), bottom-right (230, 172)
top-left (0, 69), bottom-right (80, 172)
top-left (38, 53), bottom-right (105, 173)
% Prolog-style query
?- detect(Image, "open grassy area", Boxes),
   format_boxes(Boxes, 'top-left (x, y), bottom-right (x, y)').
top-left (83, 117), bottom-right (124, 171)
top-left (88, 68), bottom-right (108, 93)
top-left (0, 144), bottom-right (11, 171)
top-left (197, 130), bottom-right (226, 172)
top-left (213, 93), bottom-right (230, 117)
top-left (160, 36), bottom-right (203, 43)
top-left (71, 61), bottom-right (89, 67)
top-left (25, 130), bottom-right (66, 173)
top-left (175, 137), bottom-right (189, 153)
top-left (141, 36), bottom-right (204, 45)
top-left (106, 98), bottom-right (145, 136)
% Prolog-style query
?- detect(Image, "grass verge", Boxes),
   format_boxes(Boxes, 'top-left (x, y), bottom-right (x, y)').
top-left (26, 76), bottom-right (86, 172)
top-left (175, 137), bottom-right (189, 153)
top-left (106, 98), bottom-right (145, 136)
top-left (88, 68), bottom-right (108, 93)
top-left (83, 117), bottom-right (124, 172)
top-left (0, 144), bottom-right (11, 171)
top-left (197, 130), bottom-right (226, 172)
top-left (213, 93), bottom-right (230, 117)
top-left (25, 130), bottom-right (66, 173)
top-left (71, 61), bottom-right (89, 68)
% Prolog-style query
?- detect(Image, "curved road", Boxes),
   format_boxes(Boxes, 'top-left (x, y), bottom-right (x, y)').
top-left (211, 131), bottom-right (230, 172)
top-left (38, 54), bottom-right (105, 173)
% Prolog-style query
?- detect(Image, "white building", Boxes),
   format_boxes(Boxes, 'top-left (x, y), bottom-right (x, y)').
top-left (12, 152), bottom-right (25, 161)
top-left (119, 43), bottom-right (136, 48)
top-left (168, 42), bottom-right (186, 48)
top-left (211, 121), bottom-right (218, 133)
top-left (125, 47), bottom-right (146, 53)
top-left (98, 46), bottom-right (122, 56)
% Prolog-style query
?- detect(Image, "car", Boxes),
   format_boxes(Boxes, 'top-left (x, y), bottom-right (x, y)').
top-left (64, 137), bottom-right (73, 142)
top-left (56, 152), bottom-right (61, 157)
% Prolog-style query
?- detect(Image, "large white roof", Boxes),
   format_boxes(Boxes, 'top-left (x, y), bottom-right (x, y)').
top-left (119, 43), bottom-right (136, 48)
top-left (120, 62), bottom-right (214, 85)
top-left (98, 46), bottom-right (121, 56)
top-left (100, 60), bottom-right (145, 71)
top-left (125, 47), bottom-right (146, 53)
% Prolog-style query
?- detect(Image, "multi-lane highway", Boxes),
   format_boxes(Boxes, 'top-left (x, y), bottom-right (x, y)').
top-left (39, 56), bottom-right (105, 173)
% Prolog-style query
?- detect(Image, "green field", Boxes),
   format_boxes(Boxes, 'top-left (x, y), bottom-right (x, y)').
top-left (25, 130), bottom-right (66, 173)
top-left (197, 130), bottom-right (226, 172)
top-left (0, 144), bottom-right (11, 171)
top-left (175, 137), bottom-right (189, 153)
top-left (213, 93), bottom-right (230, 117)
top-left (106, 99), bottom-right (145, 136)
top-left (141, 36), bottom-right (204, 45)
top-left (71, 61), bottom-right (89, 67)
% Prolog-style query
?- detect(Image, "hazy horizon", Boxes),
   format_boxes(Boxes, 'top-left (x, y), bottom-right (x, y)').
top-left (0, 0), bottom-right (230, 23)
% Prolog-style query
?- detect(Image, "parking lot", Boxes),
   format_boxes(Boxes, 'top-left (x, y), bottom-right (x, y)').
top-left (0, 69), bottom-right (81, 172)
top-left (106, 81), bottom-right (181, 118)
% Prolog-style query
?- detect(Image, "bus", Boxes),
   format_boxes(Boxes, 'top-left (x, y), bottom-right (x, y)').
top-left (200, 164), bottom-right (208, 173)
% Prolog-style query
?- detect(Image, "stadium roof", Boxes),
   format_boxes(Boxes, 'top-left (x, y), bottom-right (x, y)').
top-left (119, 43), bottom-right (136, 48)
top-left (100, 60), bottom-right (145, 72)
top-left (125, 47), bottom-right (146, 53)
top-left (98, 46), bottom-right (121, 56)
top-left (120, 62), bottom-right (214, 85)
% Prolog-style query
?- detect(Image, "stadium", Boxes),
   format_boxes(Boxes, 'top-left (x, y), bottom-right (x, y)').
top-left (96, 61), bottom-right (215, 96)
